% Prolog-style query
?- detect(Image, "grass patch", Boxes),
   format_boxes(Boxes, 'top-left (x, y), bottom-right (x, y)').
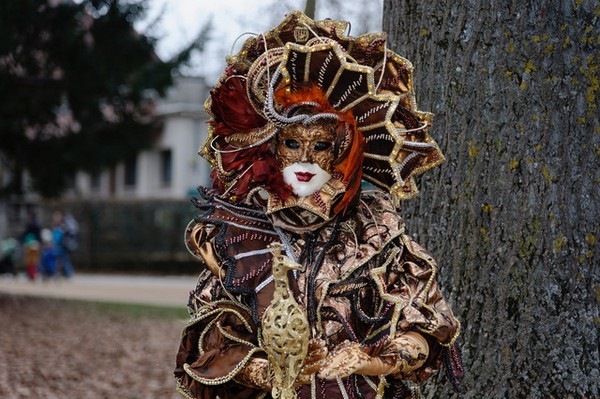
top-left (75, 300), bottom-right (189, 320)
top-left (0, 293), bottom-right (189, 320)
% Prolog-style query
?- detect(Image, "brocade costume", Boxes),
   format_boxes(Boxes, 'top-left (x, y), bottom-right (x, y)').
top-left (174, 11), bottom-right (463, 399)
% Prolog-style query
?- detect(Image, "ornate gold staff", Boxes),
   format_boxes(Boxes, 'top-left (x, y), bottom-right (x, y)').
top-left (261, 243), bottom-right (310, 399)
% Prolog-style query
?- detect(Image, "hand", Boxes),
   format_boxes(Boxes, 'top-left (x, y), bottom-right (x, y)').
top-left (295, 339), bottom-right (328, 386)
top-left (317, 341), bottom-right (372, 380)
top-left (317, 332), bottom-right (429, 380)
top-left (380, 331), bottom-right (429, 375)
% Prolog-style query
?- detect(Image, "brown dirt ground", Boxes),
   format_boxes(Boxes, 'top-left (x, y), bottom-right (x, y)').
top-left (0, 294), bottom-right (187, 399)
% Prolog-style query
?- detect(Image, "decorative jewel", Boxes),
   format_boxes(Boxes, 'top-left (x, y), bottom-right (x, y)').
top-left (293, 25), bottom-right (310, 43)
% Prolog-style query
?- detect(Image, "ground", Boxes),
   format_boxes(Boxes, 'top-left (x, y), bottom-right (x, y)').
top-left (0, 294), bottom-right (186, 399)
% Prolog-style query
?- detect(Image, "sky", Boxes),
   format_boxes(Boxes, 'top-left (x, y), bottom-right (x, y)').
top-left (138, 0), bottom-right (383, 83)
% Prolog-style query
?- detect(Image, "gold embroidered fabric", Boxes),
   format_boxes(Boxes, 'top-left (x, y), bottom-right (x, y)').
top-left (174, 191), bottom-right (460, 399)
top-left (233, 357), bottom-right (272, 392)
top-left (264, 177), bottom-right (347, 225)
top-left (176, 9), bottom-right (462, 399)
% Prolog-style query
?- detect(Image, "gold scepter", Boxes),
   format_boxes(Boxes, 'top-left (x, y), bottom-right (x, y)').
top-left (261, 243), bottom-right (310, 399)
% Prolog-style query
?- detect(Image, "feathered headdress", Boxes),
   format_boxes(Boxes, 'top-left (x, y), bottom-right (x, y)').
top-left (202, 11), bottom-right (444, 217)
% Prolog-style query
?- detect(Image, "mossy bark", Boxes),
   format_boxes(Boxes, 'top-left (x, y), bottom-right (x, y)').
top-left (383, 1), bottom-right (599, 397)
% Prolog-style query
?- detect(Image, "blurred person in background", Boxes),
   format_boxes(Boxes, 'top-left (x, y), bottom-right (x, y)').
top-left (0, 237), bottom-right (18, 276)
top-left (52, 210), bottom-right (78, 278)
top-left (21, 211), bottom-right (42, 279)
top-left (39, 228), bottom-right (58, 279)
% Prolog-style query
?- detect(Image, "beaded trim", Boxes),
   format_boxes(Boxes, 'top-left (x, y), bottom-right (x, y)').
top-left (375, 376), bottom-right (388, 399)
top-left (399, 234), bottom-right (437, 301)
top-left (213, 204), bottom-right (270, 225)
top-left (232, 257), bottom-right (271, 285)
top-left (234, 248), bottom-right (274, 260)
top-left (265, 177), bottom-right (347, 220)
top-left (197, 316), bottom-right (220, 356)
top-left (216, 320), bottom-right (259, 348)
top-left (183, 347), bottom-right (262, 386)
top-left (302, 112), bottom-right (340, 125)
top-left (175, 378), bottom-right (196, 399)
top-left (224, 231), bottom-right (276, 246)
top-left (439, 319), bottom-right (462, 347)
top-left (336, 377), bottom-right (351, 399)
top-left (273, 225), bottom-right (298, 263)
top-left (220, 220), bottom-right (279, 236)
top-left (255, 275), bottom-right (274, 293)
top-left (363, 375), bottom-right (379, 393)
top-left (365, 321), bottom-right (393, 342)
top-left (211, 195), bottom-right (267, 216)
top-left (187, 300), bottom-right (253, 332)
top-left (338, 228), bottom-right (403, 280)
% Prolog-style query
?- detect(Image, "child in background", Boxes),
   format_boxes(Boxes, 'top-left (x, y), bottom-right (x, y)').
top-left (39, 228), bottom-right (57, 279)
top-left (52, 210), bottom-right (74, 278)
top-left (22, 233), bottom-right (40, 280)
top-left (21, 211), bottom-right (42, 279)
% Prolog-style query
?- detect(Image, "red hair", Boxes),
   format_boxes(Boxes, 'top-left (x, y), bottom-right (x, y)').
top-left (209, 75), bottom-right (292, 202)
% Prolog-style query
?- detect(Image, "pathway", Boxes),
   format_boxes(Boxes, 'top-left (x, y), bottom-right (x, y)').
top-left (0, 273), bottom-right (197, 307)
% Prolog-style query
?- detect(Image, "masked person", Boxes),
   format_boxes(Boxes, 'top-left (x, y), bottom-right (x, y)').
top-left (175, 11), bottom-right (463, 399)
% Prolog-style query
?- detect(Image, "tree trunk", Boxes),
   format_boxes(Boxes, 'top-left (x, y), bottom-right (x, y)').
top-left (304, 0), bottom-right (316, 19)
top-left (383, 1), bottom-right (599, 398)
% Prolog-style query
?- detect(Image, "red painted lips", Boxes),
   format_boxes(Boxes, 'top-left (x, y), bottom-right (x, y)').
top-left (295, 172), bottom-right (315, 182)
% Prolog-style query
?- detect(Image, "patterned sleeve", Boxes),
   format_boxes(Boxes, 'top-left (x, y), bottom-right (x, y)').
top-left (174, 221), bottom-right (267, 399)
top-left (368, 233), bottom-right (460, 382)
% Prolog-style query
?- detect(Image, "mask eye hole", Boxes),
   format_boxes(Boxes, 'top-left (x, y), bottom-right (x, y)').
top-left (284, 139), bottom-right (300, 149)
top-left (314, 142), bottom-right (332, 151)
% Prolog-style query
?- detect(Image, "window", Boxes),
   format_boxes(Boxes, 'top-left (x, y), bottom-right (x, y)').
top-left (109, 167), bottom-right (116, 196)
top-left (124, 155), bottom-right (137, 187)
top-left (160, 149), bottom-right (172, 186)
top-left (90, 170), bottom-right (101, 190)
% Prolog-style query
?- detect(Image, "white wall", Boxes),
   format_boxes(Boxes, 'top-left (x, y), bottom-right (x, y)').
top-left (70, 76), bottom-right (211, 201)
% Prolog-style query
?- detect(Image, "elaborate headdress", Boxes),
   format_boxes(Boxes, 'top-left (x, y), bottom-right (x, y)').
top-left (203, 11), bottom-right (444, 218)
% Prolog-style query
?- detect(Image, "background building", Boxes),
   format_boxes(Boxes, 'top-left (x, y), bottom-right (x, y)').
top-left (1, 76), bottom-right (212, 274)
top-left (67, 76), bottom-right (211, 201)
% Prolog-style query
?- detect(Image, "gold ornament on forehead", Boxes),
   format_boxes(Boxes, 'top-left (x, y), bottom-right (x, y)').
top-left (293, 25), bottom-right (310, 43)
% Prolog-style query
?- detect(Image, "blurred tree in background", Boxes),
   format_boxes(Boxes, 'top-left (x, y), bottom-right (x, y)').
top-left (0, 0), bottom-right (208, 198)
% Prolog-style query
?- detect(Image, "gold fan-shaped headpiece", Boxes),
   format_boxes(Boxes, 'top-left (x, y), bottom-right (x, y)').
top-left (203, 11), bottom-right (444, 205)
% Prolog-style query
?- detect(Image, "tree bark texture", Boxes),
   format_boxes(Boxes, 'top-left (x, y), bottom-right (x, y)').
top-left (383, 1), bottom-right (598, 398)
